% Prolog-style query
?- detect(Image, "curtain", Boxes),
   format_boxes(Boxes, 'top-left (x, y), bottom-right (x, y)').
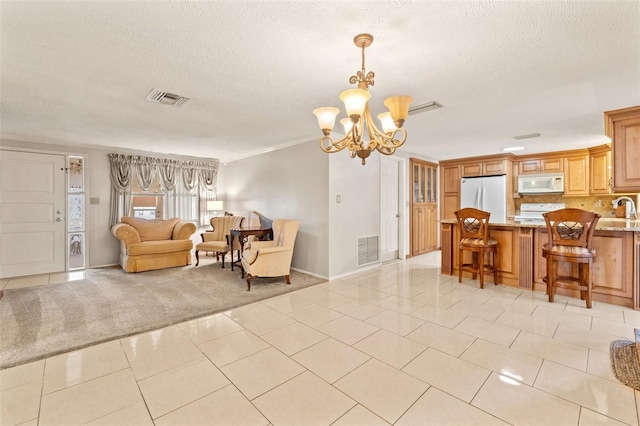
top-left (108, 154), bottom-right (133, 227)
top-left (108, 153), bottom-right (219, 227)
top-left (198, 167), bottom-right (217, 192)
top-left (135, 158), bottom-right (156, 192)
top-left (158, 159), bottom-right (178, 192)
top-left (182, 165), bottom-right (198, 192)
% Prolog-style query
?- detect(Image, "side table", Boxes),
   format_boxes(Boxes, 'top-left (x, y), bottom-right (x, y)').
top-left (229, 227), bottom-right (273, 271)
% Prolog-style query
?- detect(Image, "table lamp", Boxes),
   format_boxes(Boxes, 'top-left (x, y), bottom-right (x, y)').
top-left (207, 200), bottom-right (224, 217)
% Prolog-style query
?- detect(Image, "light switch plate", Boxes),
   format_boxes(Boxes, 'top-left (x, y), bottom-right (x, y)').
top-left (90, 197), bottom-right (100, 205)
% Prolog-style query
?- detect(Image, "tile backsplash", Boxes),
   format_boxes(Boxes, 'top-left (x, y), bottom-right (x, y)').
top-left (515, 194), bottom-right (639, 217)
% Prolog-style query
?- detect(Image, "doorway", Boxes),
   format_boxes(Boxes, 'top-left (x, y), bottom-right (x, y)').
top-left (380, 157), bottom-right (401, 262)
top-left (0, 150), bottom-right (67, 278)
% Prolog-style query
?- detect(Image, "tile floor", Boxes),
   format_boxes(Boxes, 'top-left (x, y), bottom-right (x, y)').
top-left (1, 251), bottom-right (640, 425)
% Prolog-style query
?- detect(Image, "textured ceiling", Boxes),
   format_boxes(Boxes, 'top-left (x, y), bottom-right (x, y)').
top-left (1, 1), bottom-right (639, 163)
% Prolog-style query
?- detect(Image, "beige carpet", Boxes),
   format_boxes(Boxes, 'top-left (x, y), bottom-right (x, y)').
top-left (0, 263), bottom-right (325, 370)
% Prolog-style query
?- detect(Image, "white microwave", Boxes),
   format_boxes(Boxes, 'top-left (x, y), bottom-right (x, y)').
top-left (518, 173), bottom-right (564, 194)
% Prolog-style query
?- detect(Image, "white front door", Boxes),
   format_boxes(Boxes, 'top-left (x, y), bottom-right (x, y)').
top-left (380, 157), bottom-right (400, 262)
top-left (0, 150), bottom-right (67, 278)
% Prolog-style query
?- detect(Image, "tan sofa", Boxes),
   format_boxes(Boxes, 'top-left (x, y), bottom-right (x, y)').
top-left (111, 217), bottom-right (196, 272)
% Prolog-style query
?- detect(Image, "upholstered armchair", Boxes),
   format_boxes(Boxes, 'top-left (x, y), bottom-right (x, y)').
top-left (240, 219), bottom-right (300, 291)
top-left (195, 215), bottom-right (244, 268)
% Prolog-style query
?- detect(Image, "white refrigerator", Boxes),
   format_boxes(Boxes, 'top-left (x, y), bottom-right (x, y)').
top-left (460, 175), bottom-right (507, 223)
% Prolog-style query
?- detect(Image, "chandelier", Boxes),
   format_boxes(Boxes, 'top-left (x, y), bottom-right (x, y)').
top-left (313, 34), bottom-right (413, 165)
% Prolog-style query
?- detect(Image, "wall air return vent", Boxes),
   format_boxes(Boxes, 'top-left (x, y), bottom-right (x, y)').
top-left (357, 235), bottom-right (379, 267)
top-left (145, 89), bottom-right (189, 107)
top-left (409, 101), bottom-right (443, 116)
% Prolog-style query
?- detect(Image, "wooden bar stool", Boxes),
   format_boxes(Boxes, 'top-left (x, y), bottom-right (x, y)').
top-left (542, 208), bottom-right (600, 308)
top-left (454, 208), bottom-right (498, 289)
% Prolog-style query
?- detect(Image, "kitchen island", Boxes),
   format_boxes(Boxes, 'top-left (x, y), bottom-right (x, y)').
top-left (440, 218), bottom-right (640, 309)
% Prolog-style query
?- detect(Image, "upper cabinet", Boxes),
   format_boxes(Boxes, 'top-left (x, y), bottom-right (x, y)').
top-left (412, 159), bottom-right (437, 204)
top-left (589, 144), bottom-right (612, 195)
top-left (563, 152), bottom-right (590, 196)
top-left (439, 154), bottom-right (514, 220)
top-left (605, 106), bottom-right (640, 193)
top-left (518, 156), bottom-right (563, 175)
top-left (460, 159), bottom-right (508, 177)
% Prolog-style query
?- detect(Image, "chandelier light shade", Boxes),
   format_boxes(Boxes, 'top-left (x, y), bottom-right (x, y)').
top-left (313, 33), bottom-right (413, 165)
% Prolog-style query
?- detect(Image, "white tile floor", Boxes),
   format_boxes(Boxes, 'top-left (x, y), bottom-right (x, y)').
top-left (1, 251), bottom-right (640, 425)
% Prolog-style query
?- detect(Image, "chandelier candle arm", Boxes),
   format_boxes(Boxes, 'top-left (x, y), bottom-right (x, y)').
top-left (313, 33), bottom-right (413, 165)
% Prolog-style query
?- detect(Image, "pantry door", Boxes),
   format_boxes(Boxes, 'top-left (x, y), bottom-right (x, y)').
top-left (0, 150), bottom-right (67, 278)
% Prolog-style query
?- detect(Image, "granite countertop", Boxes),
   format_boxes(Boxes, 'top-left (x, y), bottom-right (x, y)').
top-left (440, 218), bottom-right (640, 231)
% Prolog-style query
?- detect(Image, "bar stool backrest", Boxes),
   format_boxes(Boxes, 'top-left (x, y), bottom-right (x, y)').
top-left (542, 208), bottom-right (600, 250)
top-left (454, 208), bottom-right (491, 244)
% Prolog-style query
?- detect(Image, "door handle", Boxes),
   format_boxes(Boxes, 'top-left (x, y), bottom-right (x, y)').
top-left (56, 217), bottom-right (62, 222)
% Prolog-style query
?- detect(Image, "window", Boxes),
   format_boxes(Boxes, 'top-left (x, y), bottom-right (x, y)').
top-left (165, 181), bottom-right (199, 222)
top-left (67, 156), bottom-right (85, 270)
top-left (131, 174), bottom-right (164, 219)
top-left (130, 170), bottom-right (200, 221)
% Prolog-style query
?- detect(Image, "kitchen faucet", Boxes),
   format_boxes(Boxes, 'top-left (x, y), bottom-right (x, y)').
top-left (612, 196), bottom-right (637, 219)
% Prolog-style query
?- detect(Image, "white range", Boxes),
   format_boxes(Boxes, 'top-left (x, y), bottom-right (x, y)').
top-left (514, 203), bottom-right (566, 224)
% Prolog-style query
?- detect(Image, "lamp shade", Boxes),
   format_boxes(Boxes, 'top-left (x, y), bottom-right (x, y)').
top-left (340, 89), bottom-right (371, 120)
top-left (377, 112), bottom-right (397, 134)
top-left (384, 95), bottom-right (413, 127)
top-left (340, 117), bottom-right (354, 134)
top-left (206, 200), bottom-right (224, 211)
top-left (313, 107), bottom-right (340, 133)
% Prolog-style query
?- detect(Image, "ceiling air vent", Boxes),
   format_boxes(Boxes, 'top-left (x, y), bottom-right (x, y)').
top-left (513, 133), bottom-right (540, 140)
top-left (145, 89), bottom-right (189, 107)
top-left (409, 101), bottom-right (443, 116)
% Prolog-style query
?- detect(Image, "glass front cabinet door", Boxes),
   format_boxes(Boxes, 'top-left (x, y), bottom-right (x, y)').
top-left (410, 158), bottom-right (438, 256)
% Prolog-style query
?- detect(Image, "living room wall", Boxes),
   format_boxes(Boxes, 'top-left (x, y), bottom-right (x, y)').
top-left (328, 151), bottom-right (381, 278)
top-left (220, 141), bottom-right (330, 278)
top-left (221, 140), bottom-right (395, 279)
top-left (2, 138), bottom-right (421, 279)
top-left (0, 139), bottom-right (216, 270)
top-left (1, 139), bottom-right (119, 268)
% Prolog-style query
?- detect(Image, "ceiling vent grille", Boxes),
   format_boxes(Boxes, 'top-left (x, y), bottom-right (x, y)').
top-left (409, 101), bottom-right (443, 115)
top-left (145, 89), bottom-right (189, 107)
top-left (513, 133), bottom-right (541, 140)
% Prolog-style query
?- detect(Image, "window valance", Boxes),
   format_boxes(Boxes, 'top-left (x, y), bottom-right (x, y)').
top-left (108, 153), bottom-right (219, 226)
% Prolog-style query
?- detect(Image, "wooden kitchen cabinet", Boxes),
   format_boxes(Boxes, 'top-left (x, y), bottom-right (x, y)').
top-left (461, 159), bottom-right (507, 177)
top-left (448, 223), bottom-right (523, 287)
top-left (518, 156), bottom-right (563, 175)
top-left (440, 154), bottom-right (514, 221)
top-left (411, 158), bottom-right (438, 256)
top-left (589, 144), bottom-right (612, 195)
top-left (605, 106), bottom-right (640, 192)
top-left (533, 228), bottom-right (635, 307)
top-left (440, 163), bottom-right (460, 220)
top-left (563, 152), bottom-right (590, 196)
top-left (412, 204), bottom-right (437, 255)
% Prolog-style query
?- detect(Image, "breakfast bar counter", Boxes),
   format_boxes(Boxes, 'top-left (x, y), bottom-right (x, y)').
top-left (440, 218), bottom-right (640, 309)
